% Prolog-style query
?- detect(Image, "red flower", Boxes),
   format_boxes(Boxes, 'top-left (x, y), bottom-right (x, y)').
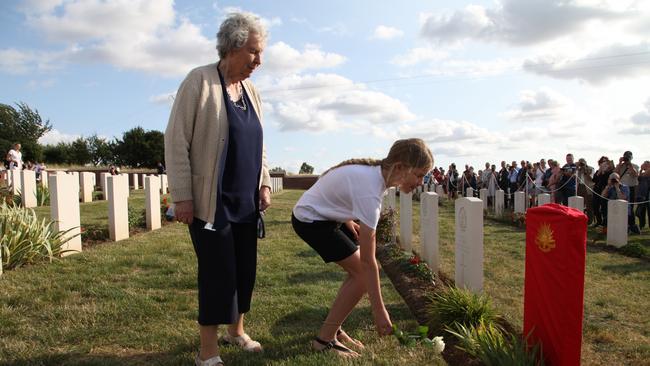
top-left (410, 256), bottom-right (420, 265)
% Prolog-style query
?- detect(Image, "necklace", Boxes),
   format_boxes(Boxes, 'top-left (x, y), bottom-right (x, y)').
top-left (227, 82), bottom-right (246, 110)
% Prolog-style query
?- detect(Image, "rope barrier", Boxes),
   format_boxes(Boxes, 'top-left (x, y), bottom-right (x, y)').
top-left (575, 175), bottom-right (650, 205)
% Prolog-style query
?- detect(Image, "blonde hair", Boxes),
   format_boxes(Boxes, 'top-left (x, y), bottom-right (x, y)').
top-left (321, 138), bottom-right (433, 177)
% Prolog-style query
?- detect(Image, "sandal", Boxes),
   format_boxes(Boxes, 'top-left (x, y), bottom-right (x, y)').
top-left (336, 328), bottom-right (365, 350)
top-left (220, 333), bottom-right (263, 352)
top-left (313, 337), bottom-right (359, 358)
top-left (195, 354), bottom-right (224, 366)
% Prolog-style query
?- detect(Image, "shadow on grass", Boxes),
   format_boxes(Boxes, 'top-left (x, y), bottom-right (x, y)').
top-left (296, 249), bottom-right (318, 258)
top-left (1, 344), bottom-right (194, 366)
top-left (286, 270), bottom-right (345, 284)
top-left (601, 260), bottom-right (650, 275)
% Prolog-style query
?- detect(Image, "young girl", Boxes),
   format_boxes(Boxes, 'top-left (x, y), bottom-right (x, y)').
top-left (291, 138), bottom-right (433, 357)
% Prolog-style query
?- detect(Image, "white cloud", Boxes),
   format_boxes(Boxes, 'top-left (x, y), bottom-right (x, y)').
top-left (372, 25), bottom-right (404, 40)
top-left (260, 73), bottom-right (415, 132)
top-left (149, 91), bottom-right (176, 106)
top-left (260, 42), bottom-right (346, 76)
top-left (622, 98), bottom-right (650, 134)
top-left (391, 47), bottom-right (448, 66)
top-left (18, 0), bottom-right (215, 77)
top-left (396, 119), bottom-right (500, 145)
top-left (419, 0), bottom-right (622, 46)
top-left (523, 42), bottom-right (650, 84)
top-left (505, 87), bottom-right (572, 121)
top-left (38, 129), bottom-right (82, 145)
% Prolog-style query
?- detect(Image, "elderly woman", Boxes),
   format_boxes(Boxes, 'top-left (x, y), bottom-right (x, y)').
top-left (164, 12), bottom-right (271, 366)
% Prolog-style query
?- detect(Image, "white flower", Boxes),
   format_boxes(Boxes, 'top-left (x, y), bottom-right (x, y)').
top-left (432, 336), bottom-right (445, 354)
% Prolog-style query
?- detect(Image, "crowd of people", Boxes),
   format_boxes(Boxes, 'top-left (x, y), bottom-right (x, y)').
top-left (2, 143), bottom-right (47, 182)
top-left (424, 151), bottom-right (650, 235)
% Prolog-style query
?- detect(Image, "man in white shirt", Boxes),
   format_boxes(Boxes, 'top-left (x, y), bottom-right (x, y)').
top-left (7, 143), bottom-right (23, 170)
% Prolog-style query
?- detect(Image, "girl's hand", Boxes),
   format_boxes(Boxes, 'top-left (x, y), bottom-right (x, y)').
top-left (344, 220), bottom-right (360, 240)
top-left (374, 307), bottom-right (393, 336)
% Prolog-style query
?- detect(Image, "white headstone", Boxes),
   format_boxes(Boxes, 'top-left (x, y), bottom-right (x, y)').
top-left (119, 174), bottom-right (130, 197)
top-left (132, 173), bottom-right (139, 190)
top-left (479, 188), bottom-right (488, 210)
top-left (466, 187), bottom-right (474, 198)
top-left (455, 197), bottom-right (484, 293)
top-left (568, 196), bottom-right (584, 212)
top-left (400, 191), bottom-right (413, 251)
top-left (145, 176), bottom-right (161, 230)
top-left (41, 170), bottom-right (49, 188)
top-left (537, 193), bottom-right (551, 206)
top-left (99, 173), bottom-right (110, 199)
top-left (606, 199), bottom-right (628, 248)
top-left (436, 184), bottom-right (444, 198)
top-left (495, 190), bottom-right (504, 217)
top-left (11, 170), bottom-right (20, 195)
top-left (108, 175), bottom-right (129, 241)
top-left (68, 172), bottom-right (80, 199)
top-left (514, 191), bottom-right (526, 213)
top-left (421, 192), bottom-right (440, 273)
top-left (49, 173), bottom-right (81, 256)
top-left (80, 172), bottom-right (94, 203)
top-left (20, 170), bottom-right (37, 208)
top-left (160, 174), bottom-right (168, 194)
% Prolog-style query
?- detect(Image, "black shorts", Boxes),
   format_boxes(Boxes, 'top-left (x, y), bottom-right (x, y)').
top-left (291, 213), bottom-right (358, 263)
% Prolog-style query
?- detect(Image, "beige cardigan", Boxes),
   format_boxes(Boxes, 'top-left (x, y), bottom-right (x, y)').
top-left (164, 63), bottom-right (271, 224)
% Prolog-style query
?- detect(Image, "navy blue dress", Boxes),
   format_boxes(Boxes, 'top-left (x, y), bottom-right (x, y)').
top-left (214, 69), bottom-right (263, 227)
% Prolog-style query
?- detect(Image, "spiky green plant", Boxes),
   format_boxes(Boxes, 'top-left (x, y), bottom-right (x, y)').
top-left (426, 286), bottom-right (499, 334)
top-left (0, 203), bottom-right (76, 270)
top-left (36, 184), bottom-right (50, 206)
top-left (446, 321), bottom-right (544, 366)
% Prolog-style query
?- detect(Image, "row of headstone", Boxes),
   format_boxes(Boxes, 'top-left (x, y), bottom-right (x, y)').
top-left (46, 172), bottom-right (165, 257)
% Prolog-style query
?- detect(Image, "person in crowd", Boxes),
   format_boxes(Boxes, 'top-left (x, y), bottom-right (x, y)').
top-left (157, 161), bottom-right (166, 175)
top-left (498, 161), bottom-right (509, 207)
top-left (164, 12), bottom-right (271, 366)
top-left (508, 161), bottom-right (519, 208)
top-left (601, 172), bottom-right (630, 229)
top-left (542, 159), bottom-right (553, 191)
top-left (592, 156), bottom-right (614, 227)
top-left (548, 160), bottom-right (563, 203)
top-left (34, 161), bottom-right (46, 182)
top-left (480, 163), bottom-right (491, 190)
top-left (447, 163), bottom-right (459, 199)
top-left (291, 138), bottom-right (433, 357)
top-left (7, 143), bottom-right (23, 170)
top-left (636, 161), bottom-right (650, 230)
top-left (487, 164), bottom-right (498, 206)
top-left (558, 153), bottom-right (577, 205)
top-left (534, 161), bottom-right (545, 194)
top-left (108, 164), bottom-right (118, 175)
top-left (615, 151), bottom-right (640, 234)
top-left (576, 158), bottom-right (594, 223)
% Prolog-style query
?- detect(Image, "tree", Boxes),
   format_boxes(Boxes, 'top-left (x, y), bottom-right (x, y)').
top-left (0, 102), bottom-right (52, 162)
top-left (299, 162), bottom-right (314, 174)
top-left (87, 134), bottom-right (114, 166)
top-left (43, 143), bottom-right (72, 164)
top-left (113, 127), bottom-right (164, 168)
top-left (269, 166), bottom-right (286, 174)
top-left (69, 137), bottom-right (92, 165)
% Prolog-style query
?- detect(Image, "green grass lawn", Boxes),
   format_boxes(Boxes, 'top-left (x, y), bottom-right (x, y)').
top-left (1, 190), bottom-right (648, 365)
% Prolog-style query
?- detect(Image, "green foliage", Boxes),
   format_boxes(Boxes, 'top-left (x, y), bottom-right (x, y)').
top-left (269, 166), bottom-right (286, 174)
top-left (377, 207), bottom-right (396, 244)
top-left (128, 206), bottom-right (146, 229)
top-left (113, 127), bottom-right (164, 168)
top-left (36, 184), bottom-right (49, 206)
top-left (619, 242), bottom-right (650, 260)
top-left (299, 162), bottom-right (314, 174)
top-left (68, 137), bottom-right (92, 165)
top-left (43, 142), bottom-right (72, 164)
top-left (0, 203), bottom-right (74, 270)
top-left (87, 134), bottom-right (114, 166)
top-left (80, 224), bottom-right (109, 242)
top-left (446, 321), bottom-right (544, 366)
top-left (426, 286), bottom-right (499, 334)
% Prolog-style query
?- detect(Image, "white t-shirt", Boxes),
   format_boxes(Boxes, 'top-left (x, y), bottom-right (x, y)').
top-left (7, 149), bottom-right (22, 170)
top-left (293, 165), bottom-right (387, 229)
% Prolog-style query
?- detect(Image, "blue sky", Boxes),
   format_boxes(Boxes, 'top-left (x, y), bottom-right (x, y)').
top-left (1, 0), bottom-right (650, 173)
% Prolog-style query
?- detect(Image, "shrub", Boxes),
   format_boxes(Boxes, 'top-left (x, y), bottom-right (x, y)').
top-left (128, 206), bottom-right (146, 229)
top-left (619, 242), bottom-right (649, 260)
top-left (80, 224), bottom-right (109, 242)
top-left (446, 321), bottom-right (544, 366)
top-left (36, 184), bottom-right (49, 206)
top-left (377, 207), bottom-right (396, 244)
top-left (0, 203), bottom-right (75, 270)
top-left (426, 286), bottom-right (499, 334)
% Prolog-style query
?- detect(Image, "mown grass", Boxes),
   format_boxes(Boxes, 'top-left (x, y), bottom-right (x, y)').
top-left (0, 190), bottom-right (444, 366)
top-left (0, 190), bottom-right (647, 365)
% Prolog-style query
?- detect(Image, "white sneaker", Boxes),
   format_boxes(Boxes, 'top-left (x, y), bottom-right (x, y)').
top-left (195, 354), bottom-right (224, 366)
